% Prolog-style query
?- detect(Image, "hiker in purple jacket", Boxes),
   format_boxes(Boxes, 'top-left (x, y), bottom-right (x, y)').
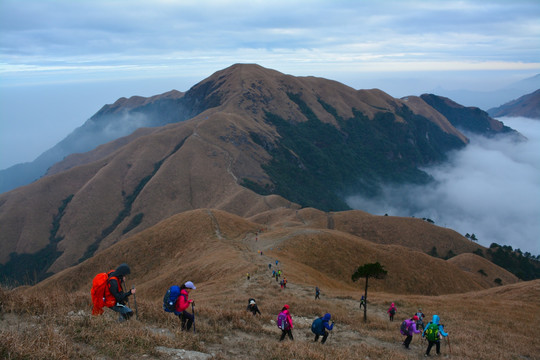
top-left (401, 315), bottom-right (420, 349)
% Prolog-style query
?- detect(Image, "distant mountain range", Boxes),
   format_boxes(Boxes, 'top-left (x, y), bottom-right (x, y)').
top-left (0, 64), bottom-right (532, 286)
top-left (488, 89), bottom-right (540, 119)
top-left (430, 73), bottom-right (540, 111)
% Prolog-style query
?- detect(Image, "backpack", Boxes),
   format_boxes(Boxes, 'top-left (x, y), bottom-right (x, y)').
top-left (276, 311), bottom-right (289, 330)
top-left (91, 270), bottom-right (115, 315)
top-left (311, 317), bottom-right (324, 335)
top-left (425, 323), bottom-right (440, 341)
top-left (390, 308), bottom-right (396, 315)
top-left (163, 285), bottom-right (182, 313)
top-left (400, 320), bottom-right (410, 335)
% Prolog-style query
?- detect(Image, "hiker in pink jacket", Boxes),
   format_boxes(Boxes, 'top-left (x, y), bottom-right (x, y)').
top-left (387, 302), bottom-right (397, 321)
top-left (174, 281), bottom-right (196, 331)
top-left (278, 304), bottom-right (294, 341)
top-left (401, 315), bottom-right (420, 349)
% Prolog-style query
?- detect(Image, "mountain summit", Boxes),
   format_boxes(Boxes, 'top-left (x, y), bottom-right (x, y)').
top-left (0, 64), bottom-right (517, 285)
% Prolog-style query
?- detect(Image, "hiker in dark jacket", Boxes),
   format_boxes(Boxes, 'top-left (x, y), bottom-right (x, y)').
top-left (315, 286), bottom-right (320, 299)
top-left (360, 295), bottom-right (366, 309)
top-left (312, 313), bottom-right (334, 344)
top-left (174, 281), bottom-right (196, 331)
top-left (107, 263), bottom-right (136, 321)
top-left (415, 308), bottom-right (426, 331)
top-left (422, 314), bottom-right (448, 356)
top-left (401, 315), bottom-right (420, 349)
top-left (247, 299), bottom-right (261, 315)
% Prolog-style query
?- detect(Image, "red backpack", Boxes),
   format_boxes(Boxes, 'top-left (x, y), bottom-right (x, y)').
top-left (91, 270), bottom-right (116, 315)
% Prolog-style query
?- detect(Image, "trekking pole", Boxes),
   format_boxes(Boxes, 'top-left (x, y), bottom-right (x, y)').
top-left (122, 280), bottom-right (131, 307)
top-left (132, 285), bottom-right (138, 320)
top-left (191, 302), bottom-right (196, 334)
top-left (446, 335), bottom-right (452, 354)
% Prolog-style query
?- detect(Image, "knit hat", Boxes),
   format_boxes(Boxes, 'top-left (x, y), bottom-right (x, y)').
top-left (184, 281), bottom-right (196, 289)
top-left (412, 315), bottom-right (419, 321)
top-left (283, 304), bottom-right (290, 309)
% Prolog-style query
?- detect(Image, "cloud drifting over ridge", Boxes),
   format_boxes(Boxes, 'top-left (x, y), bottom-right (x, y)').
top-left (346, 117), bottom-right (540, 255)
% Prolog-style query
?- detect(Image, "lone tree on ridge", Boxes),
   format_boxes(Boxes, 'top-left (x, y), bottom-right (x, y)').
top-left (352, 261), bottom-right (388, 322)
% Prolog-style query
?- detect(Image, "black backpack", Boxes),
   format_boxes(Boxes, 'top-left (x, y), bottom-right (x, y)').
top-left (400, 320), bottom-right (410, 335)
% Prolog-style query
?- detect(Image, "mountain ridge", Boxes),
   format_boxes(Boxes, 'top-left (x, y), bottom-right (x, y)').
top-left (0, 64), bottom-right (528, 286)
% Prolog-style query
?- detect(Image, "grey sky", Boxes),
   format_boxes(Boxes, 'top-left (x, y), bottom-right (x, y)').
top-left (1, 0), bottom-right (539, 87)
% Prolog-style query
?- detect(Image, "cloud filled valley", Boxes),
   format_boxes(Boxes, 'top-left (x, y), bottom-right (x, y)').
top-left (347, 117), bottom-right (540, 255)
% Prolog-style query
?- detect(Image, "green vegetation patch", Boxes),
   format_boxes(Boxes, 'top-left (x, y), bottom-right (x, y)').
top-left (244, 93), bottom-right (464, 211)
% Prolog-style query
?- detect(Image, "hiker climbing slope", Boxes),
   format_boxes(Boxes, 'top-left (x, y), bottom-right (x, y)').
top-left (108, 263), bottom-right (136, 321)
top-left (311, 313), bottom-right (334, 344)
top-left (246, 298), bottom-right (261, 315)
top-left (175, 281), bottom-right (196, 331)
top-left (422, 314), bottom-right (449, 357)
top-left (387, 302), bottom-right (397, 321)
top-left (277, 304), bottom-right (294, 341)
top-left (400, 315), bottom-right (420, 349)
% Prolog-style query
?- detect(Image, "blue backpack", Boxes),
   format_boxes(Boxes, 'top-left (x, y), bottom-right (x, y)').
top-left (163, 285), bottom-right (182, 314)
top-left (311, 317), bottom-right (324, 335)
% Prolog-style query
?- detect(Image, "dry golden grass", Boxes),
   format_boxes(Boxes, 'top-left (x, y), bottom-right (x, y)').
top-left (2, 278), bottom-right (539, 360)
top-left (2, 208), bottom-right (537, 359)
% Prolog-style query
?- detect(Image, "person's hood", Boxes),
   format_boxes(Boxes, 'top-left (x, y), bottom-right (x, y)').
top-left (432, 315), bottom-right (440, 325)
top-left (112, 263), bottom-right (130, 278)
top-left (323, 313), bottom-right (331, 321)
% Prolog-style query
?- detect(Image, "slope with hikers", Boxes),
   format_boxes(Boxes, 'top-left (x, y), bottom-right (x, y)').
top-left (90, 262), bottom-right (452, 359)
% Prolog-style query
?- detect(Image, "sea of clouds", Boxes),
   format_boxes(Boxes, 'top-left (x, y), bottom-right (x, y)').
top-left (347, 117), bottom-right (540, 255)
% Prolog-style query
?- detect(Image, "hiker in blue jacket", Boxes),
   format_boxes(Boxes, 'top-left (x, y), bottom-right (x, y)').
top-left (312, 313), bottom-right (334, 344)
top-left (422, 314), bottom-right (448, 357)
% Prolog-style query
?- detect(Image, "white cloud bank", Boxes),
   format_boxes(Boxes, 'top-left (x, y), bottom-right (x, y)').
top-left (346, 117), bottom-right (540, 255)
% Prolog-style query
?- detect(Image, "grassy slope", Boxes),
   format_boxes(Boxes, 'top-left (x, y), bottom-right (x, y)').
top-left (2, 208), bottom-right (537, 359)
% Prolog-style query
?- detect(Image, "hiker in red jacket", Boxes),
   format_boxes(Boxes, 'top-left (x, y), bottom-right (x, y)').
top-left (278, 304), bottom-right (294, 341)
top-left (107, 263), bottom-right (136, 322)
top-left (174, 281), bottom-right (196, 331)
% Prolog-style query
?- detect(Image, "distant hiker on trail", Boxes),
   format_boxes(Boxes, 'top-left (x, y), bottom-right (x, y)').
top-left (269, 263), bottom-right (272, 270)
top-left (247, 273), bottom-right (250, 280)
top-left (315, 286), bottom-right (320, 299)
top-left (311, 313), bottom-right (334, 344)
top-left (280, 279), bottom-right (284, 289)
top-left (416, 308), bottom-right (426, 331)
top-left (175, 281), bottom-right (196, 331)
top-left (246, 299), bottom-right (261, 316)
top-left (422, 314), bottom-right (449, 357)
top-left (283, 277), bottom-right (287, 288)
top-left (107, 263), bottom-right (136, 321)
top-left (278, 270), bottom-right (282, 277)
top-left (277, 304), bottom-right (294, 341)
top-left (401, 315), bottom-right (420, 349)
top-left (275, 260), bottom-right (279, 266)
top-left (359, 295), bottom-right (366, 309)
top-left (388, 302), bottom-right (397, 321)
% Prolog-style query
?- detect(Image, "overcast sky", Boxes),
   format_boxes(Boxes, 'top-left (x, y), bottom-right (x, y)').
top-left (1, 0), bottom-right (539, 169)
top-left (0, 1), bottom-right (539, 255)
